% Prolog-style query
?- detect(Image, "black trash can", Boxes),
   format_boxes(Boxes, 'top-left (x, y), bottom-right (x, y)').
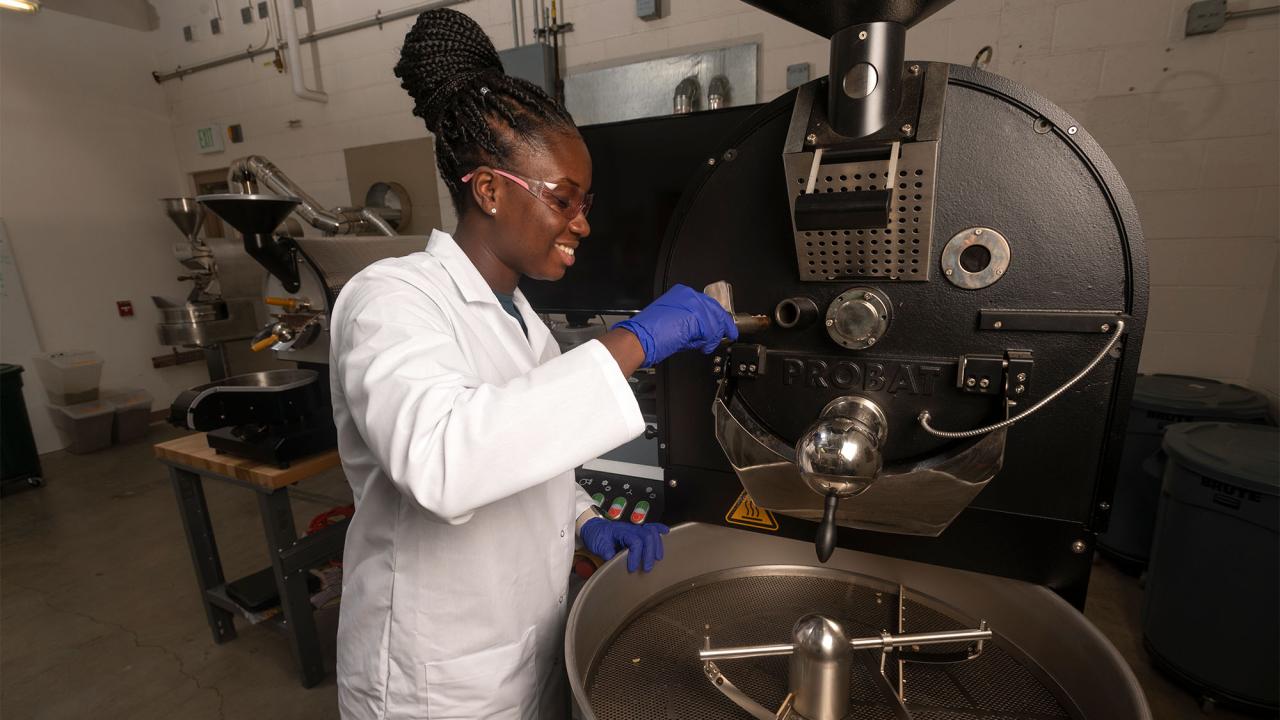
top-left (1144, 422), bottom-right (1279, 712)
top-left (1, 364), bottom-right (43, 493)
top-left (1100, 374), bottom-right (1271, 568)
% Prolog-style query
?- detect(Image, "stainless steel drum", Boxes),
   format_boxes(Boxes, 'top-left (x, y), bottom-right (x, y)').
top-left (567, 524), bottom-right (1150, 719)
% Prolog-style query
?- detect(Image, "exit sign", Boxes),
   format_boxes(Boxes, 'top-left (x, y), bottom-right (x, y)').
top-left (195, 124), bottom-right (225, 154)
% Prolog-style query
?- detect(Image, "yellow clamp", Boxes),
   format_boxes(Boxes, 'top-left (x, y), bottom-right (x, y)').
top-left (250, 335), bottom-right (279, 352)
top-left (265, 296), bottom-right (308, 313)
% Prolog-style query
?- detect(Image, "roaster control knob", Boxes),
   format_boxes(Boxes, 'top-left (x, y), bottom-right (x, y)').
top-left (797, 396), bottom-right (888, 499)
top-left (797, 396), bottom-right (888, 563)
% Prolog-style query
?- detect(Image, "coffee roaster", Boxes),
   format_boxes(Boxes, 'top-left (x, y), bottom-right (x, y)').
top-left (153, 197), bottom-right (266, 379)
top-left (555, 0), bottom-right (1150, 717)
top-left (166, 158), bottom-right (427, 465)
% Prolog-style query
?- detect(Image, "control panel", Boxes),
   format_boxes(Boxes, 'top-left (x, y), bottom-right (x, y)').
top-left (575, 468), bottom-right (665, 525)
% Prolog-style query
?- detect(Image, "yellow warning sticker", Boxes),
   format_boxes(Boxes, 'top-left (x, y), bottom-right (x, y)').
top-left (725, 491), bottom-right (779, 531)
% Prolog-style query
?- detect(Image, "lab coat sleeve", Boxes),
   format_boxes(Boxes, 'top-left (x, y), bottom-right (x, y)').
top-left (573, 482), bottom-right (599, 521)
top-left (335, 279), bottom-right (646, 523)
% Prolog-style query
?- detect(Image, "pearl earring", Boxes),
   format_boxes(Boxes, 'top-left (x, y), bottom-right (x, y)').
top-left (490, 208), bottom-right (497, 214)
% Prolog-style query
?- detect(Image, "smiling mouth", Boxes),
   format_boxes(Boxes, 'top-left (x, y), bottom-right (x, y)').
top-left (555, 243), bottom-right (576, 257)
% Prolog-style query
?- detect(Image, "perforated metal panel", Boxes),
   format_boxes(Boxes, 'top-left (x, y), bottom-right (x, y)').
top-left (784, 140), bottom-right (939, 282)
top-left (585, 573), bottom-right (1075, 719)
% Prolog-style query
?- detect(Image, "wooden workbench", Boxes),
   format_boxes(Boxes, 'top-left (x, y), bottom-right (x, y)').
top-left (156, 433), bottom-right (347, 688)
top-left (154, 432), bottom-right (341, 490)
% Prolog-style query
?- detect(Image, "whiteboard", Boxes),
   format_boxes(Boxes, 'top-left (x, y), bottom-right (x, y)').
top-left (0, 219), bottom-right (63, 453)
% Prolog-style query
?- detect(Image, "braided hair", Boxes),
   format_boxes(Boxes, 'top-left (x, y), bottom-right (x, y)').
top-left (395, 8), bottom-right (576, 213)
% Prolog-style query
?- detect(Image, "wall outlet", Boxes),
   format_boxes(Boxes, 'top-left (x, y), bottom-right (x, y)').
top-left (182, 25), bottom-right (193, 42)
top-left (210, 17), bottom-right (221, 35)
top-left (257, 1), bottom-right (269, 19)
top-left (240, 6), bottom-right (253, 23)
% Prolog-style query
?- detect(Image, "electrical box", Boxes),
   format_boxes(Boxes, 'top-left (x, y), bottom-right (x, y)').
top-left (498, 43), bottom-right (556, 96)
top-left (636, 0), bottom-right (662, 20)
top-left (786, 62), bottom-right (811, 89)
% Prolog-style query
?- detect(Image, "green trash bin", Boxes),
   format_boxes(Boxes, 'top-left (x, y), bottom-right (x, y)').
top-left (1, 364), bottom-right (44, 493)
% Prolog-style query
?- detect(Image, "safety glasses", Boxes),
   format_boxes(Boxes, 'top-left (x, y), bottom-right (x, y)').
top-left (461, 167), bottom-right (593, 220)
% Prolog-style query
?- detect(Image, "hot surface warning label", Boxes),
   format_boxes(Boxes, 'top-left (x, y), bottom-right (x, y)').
top-left (725, 491), bottom-right (779, 531)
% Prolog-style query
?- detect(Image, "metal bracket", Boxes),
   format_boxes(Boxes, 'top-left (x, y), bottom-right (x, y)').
top-left (728, 344), bottom-right (767, 378)
top-left (956, 351), bottom-right (1034, 399)
top-left (980, 309), bottom-right (1122, 333)
top-left (1186, 0), bottom-right (1279, 35)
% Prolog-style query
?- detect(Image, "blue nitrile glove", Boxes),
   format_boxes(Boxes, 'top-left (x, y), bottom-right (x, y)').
top-left (613, 284), bottom-right (739, 368)
top-left (580, 518), bottom-right (670, 573)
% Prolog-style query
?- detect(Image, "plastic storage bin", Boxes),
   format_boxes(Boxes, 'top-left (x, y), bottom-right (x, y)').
top-left (33, 351), bottom-right (103, 405)
top-left (48, 400), bottom-right (114, 454)
top-left (1143, 422), bottom-right (1279, 712)
top-left (104, 389), bottom-right (153, 444)
top-left (1099, 374), bottom-right (1271, 568)
top-left (1, 364), bottom-right (43, 492)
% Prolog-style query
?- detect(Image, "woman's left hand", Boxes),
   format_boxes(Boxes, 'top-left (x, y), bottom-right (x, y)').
top-left (580, 518), bottom-right (670, 573)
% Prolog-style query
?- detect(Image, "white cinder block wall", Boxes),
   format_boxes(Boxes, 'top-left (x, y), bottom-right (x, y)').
top-left (61, 0), bottom-right (1280, 409)
top-left (148, 0), bottom-right (1279, 405)
top-left (0, 9), bottom-right (211, 451)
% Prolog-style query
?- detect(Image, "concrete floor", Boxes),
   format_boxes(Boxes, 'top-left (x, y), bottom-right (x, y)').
top-left (0, 424), bottom-right (1260, 719)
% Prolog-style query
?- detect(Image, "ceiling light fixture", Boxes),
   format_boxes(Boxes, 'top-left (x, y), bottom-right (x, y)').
top-left (0, 0), bottom-right (40, 12)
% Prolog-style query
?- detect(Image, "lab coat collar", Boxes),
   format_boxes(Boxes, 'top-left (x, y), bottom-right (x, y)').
top-left (425, 229), bottom-right (556, 362)
top-left (426, 229), bottom-right (502, 306)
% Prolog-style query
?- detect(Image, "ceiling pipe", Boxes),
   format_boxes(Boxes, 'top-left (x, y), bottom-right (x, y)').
top-left (281, 1), bottom-right (327, 103)
top-left (153, 0), bottom-right (469, 84)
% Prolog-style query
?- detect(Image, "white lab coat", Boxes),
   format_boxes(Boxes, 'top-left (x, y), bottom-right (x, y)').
top-left (330, 230), bottom-right (645, 719)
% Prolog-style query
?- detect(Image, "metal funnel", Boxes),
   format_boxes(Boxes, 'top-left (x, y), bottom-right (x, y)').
top-left (196, 193), bottom-right (301, 237)
top-left (197, 193), bottom-right (304, 293)
top-left (161, 197), bottom-right (206, 242)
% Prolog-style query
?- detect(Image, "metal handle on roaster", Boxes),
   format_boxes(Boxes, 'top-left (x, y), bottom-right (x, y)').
top-left (918, 320), bottom-right (1126, 439)
top-left (704, 281), bottom-right (771, 334)
top-left (699, 627), bottom-right (993, 662)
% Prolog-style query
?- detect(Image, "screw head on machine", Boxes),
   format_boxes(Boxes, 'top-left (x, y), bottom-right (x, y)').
top-left (858, 30), bottom-right (868, 39)
top-left (1071, 540), bottom-right (1087, 554)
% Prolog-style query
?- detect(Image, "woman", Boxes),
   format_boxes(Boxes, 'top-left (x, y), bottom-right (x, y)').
top-left (329, 8), bottom-right (737, 719)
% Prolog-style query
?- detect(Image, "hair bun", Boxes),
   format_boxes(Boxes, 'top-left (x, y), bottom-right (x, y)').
top-left (395, 8), bottom-right (504, 131)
